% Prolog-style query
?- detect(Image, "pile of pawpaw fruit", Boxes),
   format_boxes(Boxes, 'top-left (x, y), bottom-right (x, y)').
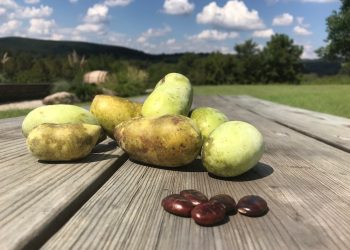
top-left (22, 73), bottom-right (264, 177)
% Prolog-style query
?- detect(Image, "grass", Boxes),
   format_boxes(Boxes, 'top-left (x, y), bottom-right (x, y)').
top-left (194, 84), bottom-right (350, 118)
top-left (1, 83), bottom-right (350, 119)
top-left (0, 109), bottom-right (33, 119)
top-left (0, 102), bottom-right (91, 120)
top-left (301, 74), bottom-right (350, 85)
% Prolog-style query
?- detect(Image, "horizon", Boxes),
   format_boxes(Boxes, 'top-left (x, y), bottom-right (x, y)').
top-left (0, 0), bottom-right (341, 58)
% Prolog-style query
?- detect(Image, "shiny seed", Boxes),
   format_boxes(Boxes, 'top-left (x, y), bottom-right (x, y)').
top-left (191, 202), bottom-right (226, 226)
top-left (180, 189), bottom-right (208, 206)
top-left (162, 194), bottom-right (194, 217)
top-left (236, 195), bottom-right (268, 217)
top-left (210, 194), bottom-right (236, 214)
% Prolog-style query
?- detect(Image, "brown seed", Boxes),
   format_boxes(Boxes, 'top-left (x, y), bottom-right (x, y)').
top-left (162, 194), bottom-right (194, 217)
top-left (180, 189), bottom-right (208, 206)
top-left (236, 195), bottom-right (268, 217)
top-left (210, 194), bottom-right (236, 214)
top-left (191, 202), bottom-right (226, 226)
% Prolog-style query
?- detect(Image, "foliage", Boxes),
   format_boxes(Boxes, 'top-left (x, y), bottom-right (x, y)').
top-left (301, 73), bottom-right (350, 85)
top-left (0, 73), bottom-right (6, 82)
top-left (302, 59), bottom-right (340, 76)
top-left (0, 33), bottom-right (334, 90)
top-left (103, 61), bottom-right (148, 97)
top-left (3, 82), bottom-right (350, 120)
top-left (261, 34), bottom-right (303, 83)
top-left (320, 0), bottom-right (350, 63)
top-left (233, 39), bottom-right (263, 84)
top-left (50, 80), bottom-right (71, 93)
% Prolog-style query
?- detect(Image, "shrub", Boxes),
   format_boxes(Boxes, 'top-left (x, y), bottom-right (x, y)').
top-left (102, 63), bottom-right (148, 97)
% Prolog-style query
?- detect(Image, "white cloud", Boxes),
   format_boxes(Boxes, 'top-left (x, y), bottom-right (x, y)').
top-left (84, 4), bottom-right (109, 23)
top-left (162, 0), bottom-right (195, 15)
top-left (0, 20), bottom-right (21, 35)
top-left (300, 43), bottom-right (318, 59)
top-left (197, 0), bottom-right (264, 30)
top-left (294, 25), bottom-right (312, 35)
top-left (257, 44), bottom-right (264, 51)
top-left (69, 0), bottom-right (79, 3)
top-left (137, 25), bottom-right (171, 43)
top-left (76, 23), bottom-right (105, 33)
top-left (0, 8), bottom-right (6, 16)
top-left (10, 5), bottom-right (53, 19)
top-left (294, 17), bottom-right (312, 35)
top-left (50, 33), bottom-right (65, 41)
top-left (28, 18), bottom-right (55, 35)
top-left (166, 38), bottom-right (176, 45)
top-left (272, 13), bottom-right (293, 26)
top-left (25, 0), bottom-right (41, 4)
top-left (219, 46), bottom-right (233, 54)
top-left (189, 29), bottom-right (239, 41)
top-left (105, 32), bottom-right (131, 46)
top-left (0, 0), bottom-right (18, 9)
top-left (104, 0), bottom-right (133, 7)
top-left (252, 28), bottom-right (274, 38)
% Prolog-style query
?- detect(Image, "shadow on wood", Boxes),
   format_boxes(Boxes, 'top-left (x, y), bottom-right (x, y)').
top-left (38, 153), bottom-right (124, 164)
top-left (208, 162), bottom-right (274, 182)
top-left (91, 140), bottom-right (118, 153)
top-left (129, 158), bottom-right (207, 172)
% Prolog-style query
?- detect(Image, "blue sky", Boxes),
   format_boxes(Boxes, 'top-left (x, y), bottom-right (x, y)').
top-left (0, 0), bottom-right (341, 58)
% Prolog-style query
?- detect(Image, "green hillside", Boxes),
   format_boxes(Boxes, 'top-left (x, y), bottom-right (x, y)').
top-left (0, 37), bottom-right (341, 75)
top-left (0, 37), bottom-right (183, 62)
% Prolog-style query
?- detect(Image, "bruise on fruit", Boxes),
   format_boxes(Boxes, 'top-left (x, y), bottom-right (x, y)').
top-left (171, 116), bottom-right (182, 125)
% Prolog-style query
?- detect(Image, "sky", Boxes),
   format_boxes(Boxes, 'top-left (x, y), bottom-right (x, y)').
top-left (0, 0), bottom-right (341, 58)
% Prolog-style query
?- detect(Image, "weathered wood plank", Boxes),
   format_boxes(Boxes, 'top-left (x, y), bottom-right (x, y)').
top-left (0, 122), bottom-right (128, 250)
top-left (43, 96), bottom-right (350, 250)
top-left (232, 95), bottom-right (350, 152)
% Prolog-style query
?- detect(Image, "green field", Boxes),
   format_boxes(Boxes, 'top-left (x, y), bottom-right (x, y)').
top-left (194, 84), bottom-right (350, 118)
top-left (1, 84), bottom-right (350, 119)
top-left (0, 109), bottom-right (33, 119)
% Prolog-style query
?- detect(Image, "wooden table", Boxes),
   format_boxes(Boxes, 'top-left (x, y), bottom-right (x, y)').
top-left (1, 95), bottom-right (350, 250)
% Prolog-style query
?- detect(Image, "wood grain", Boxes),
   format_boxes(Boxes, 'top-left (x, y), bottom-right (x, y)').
top-left (0, 123), bottom-right (128, 250)
top-left (232, 95), bottom-right (350, 152)
top-left (42, 96), bottom-right (350, 250)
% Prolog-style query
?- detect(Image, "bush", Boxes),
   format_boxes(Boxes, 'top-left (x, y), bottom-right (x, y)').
top-left (69, 72), bottom-right (100, 101)
top-left (70, 82), bottom-right (100, 101)
top-left (50, 74), bottom-right (101, 102)
top-left (50, 80), bottom-right (71, 93)
top-left (0, 73), bottom-right (6, 83)
top-left (102, 63), bottom-right (148, 97)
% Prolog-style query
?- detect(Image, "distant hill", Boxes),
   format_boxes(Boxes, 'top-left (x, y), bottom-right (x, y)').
top-left (0, 37), bottom-right (183, 62)
top-left (0, 37), bottom-right (340, 75)
top-left (302, 59), bottom-right (341, 76)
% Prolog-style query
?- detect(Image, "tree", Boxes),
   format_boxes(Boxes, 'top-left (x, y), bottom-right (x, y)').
top-left (262, 34), bottom-right (303, 83)
top-left (234, 40), bottom-right (262, 83)
top-left (320, 0), bottom-right (350, 61)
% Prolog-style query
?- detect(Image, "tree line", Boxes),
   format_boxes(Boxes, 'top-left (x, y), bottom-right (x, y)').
top-left (0, 34), bottom-right (303, 86)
